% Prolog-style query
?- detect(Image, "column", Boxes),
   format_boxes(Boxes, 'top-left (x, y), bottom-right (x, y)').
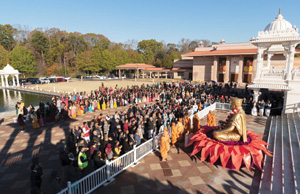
top-left (212, 56), bottom-right (218, 81)
top-left (1, 75), bottom-right (4, 87)
top-left (2, 89), bottom-right (6, 105)
top-left (4, 75), bottom-right (9, 87)
top-left (142, 71), bottom-right (145, 78)
top-left (12, 75), bottom-right (16, 86)
top-left (254, 48), bottom-right (265, 81)
top-left (150, 72), bottom-right (152, 78)
top-left (137, 69), bottom-right (139, 79)
top-left (238, 56), bottom-right (243, 84)
top-left (266, 53), bottom-right (274, 69)
top-left (252, 56), bottom-right (257, 82)
top-left (287, 45), bottom-right (296, 80)
top-left (119, 69), bottom-right (121, 78)
top-left (224, 56), bottom-right (230, 83)
top-left (16, 74), bottom-right (20, 86)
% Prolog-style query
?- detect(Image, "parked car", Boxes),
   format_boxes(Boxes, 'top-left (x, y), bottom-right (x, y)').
top-left (57, 77), bottom-right (67, 82)
top-left (76, 75), bottom-right (82, 79)
top-left (27, 78), bottom-right (41, 84)
top-left (49, 78), bottom-right (57, 83)
top-left (40, 77), bottom-right (50, 84)
top-left (64, 77), bottom-right (71, 81)
top-left (19, 79), bottom-right (26, 84)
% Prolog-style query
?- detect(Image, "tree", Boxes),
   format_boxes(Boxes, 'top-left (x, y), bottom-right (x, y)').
top-left (137, 39), bottom-right (163, 64)
top-left (0, 45), bottom-right (9, 69)
top-left (0, 24), bottom-right (16, 50)
top-left (188, 40), bottom-right (198, 51)
top-left (178, 38), bottom-right (190, 53)
top-left (30, 31), bottom-right (49, 55)
top-left (9, 46), bottom-right (37, 75)
top-left (100, 49), bottom-right (116, 74)
top-left (76, 50), bottom-right (96, 73)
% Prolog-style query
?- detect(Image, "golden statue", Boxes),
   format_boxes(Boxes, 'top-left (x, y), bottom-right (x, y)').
top-left (207, 110), bottom-right (216, 127)
top-left (193, 113), bottom-right (201, 133)
top-left (213, 98), bottom-right (247, 142)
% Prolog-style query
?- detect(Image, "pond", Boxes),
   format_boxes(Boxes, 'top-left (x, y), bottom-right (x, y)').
top-left (0, 89), bottom-right (53, 113)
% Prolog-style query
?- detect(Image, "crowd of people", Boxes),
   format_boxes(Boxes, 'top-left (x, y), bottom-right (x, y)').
top-left (14, 81), bottom-right (280, 193)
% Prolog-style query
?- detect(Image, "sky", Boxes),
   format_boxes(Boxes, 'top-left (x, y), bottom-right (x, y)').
top-left (1, 0), bottom-right (300, 44)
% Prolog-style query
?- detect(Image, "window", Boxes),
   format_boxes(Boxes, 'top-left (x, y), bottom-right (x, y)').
top-left (178, 72), bottom-right (184, 77)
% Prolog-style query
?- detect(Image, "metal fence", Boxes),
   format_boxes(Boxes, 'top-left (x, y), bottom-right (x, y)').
top-left (58, 103), bottom-right (231, 194)
top-left (215, 102), bottom-right (231, 111)
top-left (58, 133), bottom-right (161, 194)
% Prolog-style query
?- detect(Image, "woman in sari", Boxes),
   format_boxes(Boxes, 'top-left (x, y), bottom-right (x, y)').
top-left (32, 113), bottom-right (40, 129)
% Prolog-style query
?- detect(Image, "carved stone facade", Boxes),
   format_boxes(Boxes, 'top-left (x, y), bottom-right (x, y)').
top-left (249, 10), bottom-right (300, 113)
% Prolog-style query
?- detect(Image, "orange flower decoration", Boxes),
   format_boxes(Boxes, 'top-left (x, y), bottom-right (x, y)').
top-left (186, 127), bottom-right (272, 172)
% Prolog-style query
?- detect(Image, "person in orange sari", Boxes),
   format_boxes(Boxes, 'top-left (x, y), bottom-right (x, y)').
top-left (171, 122), bottom-right (178, 147)
top-left (159, 127), bottom-right (170, 161)
top-left (183, 115), bottom-right (192, 135)
top-left (207, 110), bottom-right (216, 127)
top-left (193, 113), bottom-right (201, 133)
top-left (177, 118), bottom-right (184, 141)
top-left (77, 104), bottom-right (84, 116)
top-left (71, 104), bottom-right (77, 119)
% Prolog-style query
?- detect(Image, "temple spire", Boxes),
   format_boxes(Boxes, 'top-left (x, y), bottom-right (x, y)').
top-left (276, 8), bottom-right (283, 19)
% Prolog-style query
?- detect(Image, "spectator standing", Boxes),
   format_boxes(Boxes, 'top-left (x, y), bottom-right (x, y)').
top-left (265, 100), bottom-right (272, 117)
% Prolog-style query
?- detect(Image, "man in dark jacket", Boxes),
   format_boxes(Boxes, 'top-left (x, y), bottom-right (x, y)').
top-left (30, 157), bottom-right (43, 194)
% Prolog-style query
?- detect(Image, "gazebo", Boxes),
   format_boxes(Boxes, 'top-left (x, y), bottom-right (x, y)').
top-left (0, 64), bottom-right (20, 87)
top-left (116, 63), bottom-right (155, 78)
top-left (249, 9), bottom-right (300, 113)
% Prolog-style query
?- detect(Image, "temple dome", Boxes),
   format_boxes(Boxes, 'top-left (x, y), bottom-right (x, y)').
top-left (264, 10), bottom-right (293, 32)
top-left (252, 9), bottom-right (300, 42)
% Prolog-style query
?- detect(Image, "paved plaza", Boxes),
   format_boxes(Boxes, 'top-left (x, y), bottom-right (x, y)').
top-left (0, 107), bottom-right (267, 194)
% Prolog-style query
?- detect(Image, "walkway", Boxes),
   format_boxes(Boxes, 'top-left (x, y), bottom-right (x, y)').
top-left (94, 112), bottom-right (267, 194)
top-left (0, 104), bottom-right (149, 194)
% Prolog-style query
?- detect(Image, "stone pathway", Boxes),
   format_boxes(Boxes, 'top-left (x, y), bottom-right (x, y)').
top-left (0, 104), bottom-right (149, 194)
top-left (94, 112), bottom-right (267, 194)
top-left (0, 108), bottom-right (267, 194)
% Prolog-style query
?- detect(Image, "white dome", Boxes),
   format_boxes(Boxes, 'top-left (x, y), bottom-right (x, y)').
top-left (264, 11), bottom-right (293, 32)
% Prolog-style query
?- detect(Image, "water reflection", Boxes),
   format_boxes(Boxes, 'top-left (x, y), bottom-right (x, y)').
top-left (0, 89), bottom-right (52, 113)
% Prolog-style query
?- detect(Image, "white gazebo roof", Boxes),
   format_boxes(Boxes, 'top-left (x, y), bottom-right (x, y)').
top-left (0, 64), bottom-right (20, 75)
top-left (251, 9), bottom-right (300, 43)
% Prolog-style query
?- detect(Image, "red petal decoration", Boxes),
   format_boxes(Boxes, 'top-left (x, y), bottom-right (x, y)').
top-left (243, 153), bottom-right (252, 172)
top-left (252, 150), bottom-right (263, 170)
top-left (220, 146), bottom-right (230, 169)
top-left (187, 126), bottom-right (271, 171)
top-left (231, 149), bottom-right (243, 171)
top-left (201, 142), bottom-right (214, 162)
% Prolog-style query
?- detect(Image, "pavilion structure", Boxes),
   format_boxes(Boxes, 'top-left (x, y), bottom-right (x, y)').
top-left (249, 9), bottom-right (300, 113)
top-left (116, 63), bottom-right (183, 79)
top-left (0, 64), bottom-right (20, 87)
top-left (116, 63), bottom-right (155, 78)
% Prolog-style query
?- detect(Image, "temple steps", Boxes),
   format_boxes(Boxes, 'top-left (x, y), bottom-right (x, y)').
top-left (259, 113), bottom-right (300, 194)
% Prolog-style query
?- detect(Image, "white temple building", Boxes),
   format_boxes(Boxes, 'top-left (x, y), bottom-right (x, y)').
top-left (0, 64), bottom-right (20, 87)
top-left (249, 9), bottom-right (300, 113)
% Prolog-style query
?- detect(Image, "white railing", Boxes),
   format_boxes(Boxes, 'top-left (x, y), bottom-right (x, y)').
top-left (136, 138), bottom-right (154, 161)
top-left (261, 68), bottom-right (286, 78)
top-left (292, 69), bottom-right (300, 80)
top-left (215, 102), bottom-right (231, 111)
top-left (58, 133), bottom-right (160, 194)
top-left (58, 103), bottom-right (230, 194)
top-left (184, 102), bottom-right (231, 146)
top-left (189, 102), bottom-right (230, 127)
